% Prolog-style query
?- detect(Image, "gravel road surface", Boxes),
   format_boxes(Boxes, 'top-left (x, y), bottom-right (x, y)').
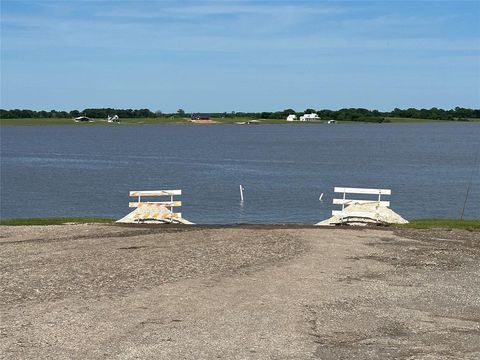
top-left (1, 225), bottom-right (479, 359)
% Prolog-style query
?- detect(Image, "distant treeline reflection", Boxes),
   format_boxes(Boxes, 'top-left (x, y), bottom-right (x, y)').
top-left (1, 107), bottom-right (479, 121)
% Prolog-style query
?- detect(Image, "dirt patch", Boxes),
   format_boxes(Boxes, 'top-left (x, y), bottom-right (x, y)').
top-left (189, 119), bottom-right (220, 124)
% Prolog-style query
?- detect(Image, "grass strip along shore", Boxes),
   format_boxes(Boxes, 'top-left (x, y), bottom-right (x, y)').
top-left (2, 117), bottom-right (479, 126)
top-left (1, 217), bottom-right (479, 230)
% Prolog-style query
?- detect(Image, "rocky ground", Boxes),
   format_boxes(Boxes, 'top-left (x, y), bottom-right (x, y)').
top-left (0, 224), bottom-right (479, 359)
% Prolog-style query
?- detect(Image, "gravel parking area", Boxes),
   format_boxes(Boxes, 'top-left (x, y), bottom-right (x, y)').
top-left (1, 225), bottom-right (479, 359)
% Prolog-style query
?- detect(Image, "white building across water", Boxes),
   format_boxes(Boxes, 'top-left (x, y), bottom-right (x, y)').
top-left (299, 113), bottom-right (319, 121)
top-left (286, 113), bottom-right (320, 121)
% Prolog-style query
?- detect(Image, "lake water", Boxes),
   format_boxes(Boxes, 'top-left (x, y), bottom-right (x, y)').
top-left (1, 123), bottom-right (479, 223)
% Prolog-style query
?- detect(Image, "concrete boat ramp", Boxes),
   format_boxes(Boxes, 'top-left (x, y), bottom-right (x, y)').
top-left (1, 225), bottom-right (479, 359)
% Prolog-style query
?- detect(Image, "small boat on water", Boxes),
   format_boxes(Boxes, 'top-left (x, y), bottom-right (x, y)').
top-left (235, 120), bottom-right (261, 125)
top-left (74, 116), bottom-right (94, 122)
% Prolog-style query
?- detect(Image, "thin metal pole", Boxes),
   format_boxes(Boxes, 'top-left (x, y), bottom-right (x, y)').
top-left (461, 141), bottom-right (480, 220)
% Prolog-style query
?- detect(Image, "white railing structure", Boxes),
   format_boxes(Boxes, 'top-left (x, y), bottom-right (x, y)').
top-left (332, 187), bottom-right (392, 223)
top-left (129, 190), bottom-right (183, 223)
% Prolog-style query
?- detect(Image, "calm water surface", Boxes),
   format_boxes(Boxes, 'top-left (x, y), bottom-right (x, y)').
top-left (1, 123), bottom-right (479, 223)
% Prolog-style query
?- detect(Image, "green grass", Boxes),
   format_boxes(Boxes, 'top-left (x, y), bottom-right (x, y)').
top-left (385, 117), bottom-right (480, 123)
top-left (398, 219), bottom-right (480, 231)
top-left (0, 117), bottom-right (190, 125)
top-left (1, 217), bottom-right (479, 229)
top-left (1, 118), bottom-right (79, 125)
top-left (0, 117), bottom-right (295, 125)
top-left (0, 217), bottom-right (115, 226)
top-left (0, 117), bottom-right (357, 125)
top-left (385, 117), bottom-right (443, 123)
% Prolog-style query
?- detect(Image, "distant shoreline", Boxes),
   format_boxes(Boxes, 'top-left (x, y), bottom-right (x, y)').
top-left (1, 117), bottom-right (479, 126)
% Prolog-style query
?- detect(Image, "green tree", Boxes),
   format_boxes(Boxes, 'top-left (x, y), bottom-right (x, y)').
top-left (282, 108), bottom-right (296, 116)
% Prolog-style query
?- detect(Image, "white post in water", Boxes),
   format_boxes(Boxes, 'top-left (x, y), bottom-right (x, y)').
top-left (239, 185), bottom-right (244, 202)
top-left (170, 193), bottom-right (174, 223)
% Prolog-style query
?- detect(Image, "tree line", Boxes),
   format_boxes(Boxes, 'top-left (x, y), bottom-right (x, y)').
top-left (229, 107), bottom-right (479, 121)
top-left (1, 107), bottom-right (479, 121)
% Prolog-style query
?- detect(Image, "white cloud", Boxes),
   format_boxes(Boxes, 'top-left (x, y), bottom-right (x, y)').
top-left (93, 1), bottom-right (343, 18)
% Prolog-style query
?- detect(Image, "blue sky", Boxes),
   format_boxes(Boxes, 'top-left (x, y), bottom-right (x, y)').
top-left (1, 0), bottom-right (479, 112)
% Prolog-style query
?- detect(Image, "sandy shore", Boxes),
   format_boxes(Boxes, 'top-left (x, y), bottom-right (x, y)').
top-left (1, 225), bottom-right (479, 359)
